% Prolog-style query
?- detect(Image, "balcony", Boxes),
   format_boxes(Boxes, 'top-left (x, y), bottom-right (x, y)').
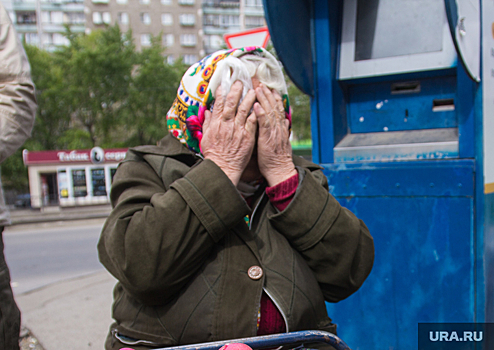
top-left (203, 0), bottom-right (239, 9)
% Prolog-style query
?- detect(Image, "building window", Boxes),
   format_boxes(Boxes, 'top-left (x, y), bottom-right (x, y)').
top-left (116, 0), bottom-right (128, 4)
top-left (167, 55), bottom-right (175, 65)
top-left (41, 11), bottom-right (64, 24)
top-left (161, 13), bottom-right (173, 25)
top-left (118, 12), bottom-right (129, 25)
top-left (180, 34), bottom-right (196, 47)
top-left (53, 33), bottom-right (69, 45)
top-left (179, 13), bottom-right (195, 26)
top-left (66, 12), bottom-right (85, 24)
top-left (245, 16), bottom-right (264, 28)
top-left (24, 33), bottom-right (39, 45)
top-left (16, 11), bottom-right (36, 24)
top-left (141, 34), bottom-right (151, 46)
top-left (178, 0), bottom-right (194, 5)
top-left (162, 33), bottom-right (174, 46)
top-left (203, 34), bottom-right (223, 50)
top-left (161, 0), bottom-right (172, 4)
top-left (204, 14), bottom-right (219, 26)
top-left (183, 54), bottom-right (197, 65)
top-left (220, 15), bottom-right (239, 27)
top-left (245, 0), bottom-right (262, 7)
top-left (140, 12), bottom-right (151, 25)
top-left (139, 0), bottom-right (150, 4)
top-left (102, 12), bottom-right (111, 24)
top-left (92, 0), bottom-right (109, 3)
top-left (92, 12), bottom-right (102, 24)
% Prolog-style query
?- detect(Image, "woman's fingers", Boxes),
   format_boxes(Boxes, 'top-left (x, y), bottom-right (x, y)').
top-left (236, 89), bottom-right (256, 127)
top-left (244, 112), bottom-right (258, 135)
top-left (203, 110), bottom-right (212, 131)
top-left (223, 81), bottom-right (243, 121)
top-left (261, 83), bottom-right (278, 110)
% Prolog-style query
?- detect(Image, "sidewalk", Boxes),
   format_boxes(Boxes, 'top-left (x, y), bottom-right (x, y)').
top-left (9, 204), bottom-right (112, 225)
top-left (16, 271), bottom-right (117, 350)
top-left (9, 205), bottom-right (115, 349)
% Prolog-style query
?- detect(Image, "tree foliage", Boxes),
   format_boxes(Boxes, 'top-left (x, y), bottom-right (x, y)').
top-left (124, 35), bottom-right (186, 146)
top-left (1, 25), bottom-right (184, 190)
top-left (2, 29), bottom-right (312, 191)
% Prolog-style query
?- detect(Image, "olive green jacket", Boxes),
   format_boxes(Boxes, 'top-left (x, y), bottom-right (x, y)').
top-left (98, 135), bottom-right (374, 347)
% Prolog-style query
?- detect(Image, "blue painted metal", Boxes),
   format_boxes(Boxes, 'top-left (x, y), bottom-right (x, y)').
top-left (262, 0), bottom-right (313, 96)
top-left (347, 76), bottom-right (457, 133)
top-left (485, 193), bottom-right (494, 322)
top-left (153, 331), bottom-right (351, 350)
top-left (323, 160), bottom-right (474, 197)
top-left (263, 0), bottom-right (489, 349)
top-left (456, 62), bottom-right (476, 158)
top-left (311, 0), bottom-right (345, 164)
top-left (473, 78), bottom-right (485, 323)
top-left (324, 161), bottom-right (475, 349)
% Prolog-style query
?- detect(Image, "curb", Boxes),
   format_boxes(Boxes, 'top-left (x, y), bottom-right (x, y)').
top-left (10, 212), bottom-right (110, 226)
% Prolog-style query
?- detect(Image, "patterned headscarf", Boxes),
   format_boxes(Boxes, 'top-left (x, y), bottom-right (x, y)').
top-left (166, 47), bottom-right (291, 154)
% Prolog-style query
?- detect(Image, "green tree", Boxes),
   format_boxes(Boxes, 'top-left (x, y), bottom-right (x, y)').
top-left (59, 25), bottom-right (136, 146)
top-left (287, 77), bottom-right (311, 141)
top-left (124, 35), bottom-right (186, 146)
top-left (24, 45), bottom-right (71, 150)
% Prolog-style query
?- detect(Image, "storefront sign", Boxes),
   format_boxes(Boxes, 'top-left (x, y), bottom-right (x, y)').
top-left (23, 147), bottom-right (128, 165)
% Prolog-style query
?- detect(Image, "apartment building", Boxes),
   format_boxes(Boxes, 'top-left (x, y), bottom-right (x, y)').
top-left (202, 0), bottom-right (265, 54)
top-left (85, 0), bottom-right (204, 64)
top-left (5, 0), bottom-right (85, 51)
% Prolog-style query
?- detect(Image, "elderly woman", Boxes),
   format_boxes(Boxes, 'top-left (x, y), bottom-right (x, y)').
top-left (98, 47), bottom-right (374, 350)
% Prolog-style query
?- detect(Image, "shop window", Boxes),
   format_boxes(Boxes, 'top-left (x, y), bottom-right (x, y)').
top-left (72, 169), bottom-right (88, 197)
top-left (110, 168), bottom-right (118, 183)
top-left (91, 168), bottom-right (107, 196)
top-left (58, 170), bottom-right (69, 198)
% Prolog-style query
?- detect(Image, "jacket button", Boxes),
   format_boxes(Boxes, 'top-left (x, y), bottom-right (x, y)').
top-left (248, 266), bottom-right (263, 280)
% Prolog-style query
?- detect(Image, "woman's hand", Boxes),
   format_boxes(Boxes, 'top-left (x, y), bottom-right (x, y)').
top-left (201, 81), bottom-right (258, 186)
top-left (254, 84), bottom-right (297, 187)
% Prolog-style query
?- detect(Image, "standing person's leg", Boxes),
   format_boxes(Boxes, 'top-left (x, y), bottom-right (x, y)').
top-left (0, 227), bottom-right (21, 350)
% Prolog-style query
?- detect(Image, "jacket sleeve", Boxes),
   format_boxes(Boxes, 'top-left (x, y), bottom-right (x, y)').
top-left (267, 166), bottom-right (375, 303)
top-left (97, 155), bottom-right (250, 305)
top-left (0, 3), bottom-right (37, 164)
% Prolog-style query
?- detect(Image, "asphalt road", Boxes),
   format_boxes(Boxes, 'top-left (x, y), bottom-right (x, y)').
top-left (3, 219), bottom-right (106, 295)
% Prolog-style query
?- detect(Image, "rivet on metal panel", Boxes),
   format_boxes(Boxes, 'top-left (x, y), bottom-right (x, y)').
top-left (395, 183), bottom-right (400, 188)
top-left (363, 184), bottom-right (367, 189)
top-left (430, 183), bottom-right (435, 187)
top-left (458, 183), bottom-right (463, 187)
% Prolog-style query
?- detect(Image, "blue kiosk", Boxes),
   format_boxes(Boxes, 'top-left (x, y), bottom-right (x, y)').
top-left (263, 0), bottom-right (494, 348)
